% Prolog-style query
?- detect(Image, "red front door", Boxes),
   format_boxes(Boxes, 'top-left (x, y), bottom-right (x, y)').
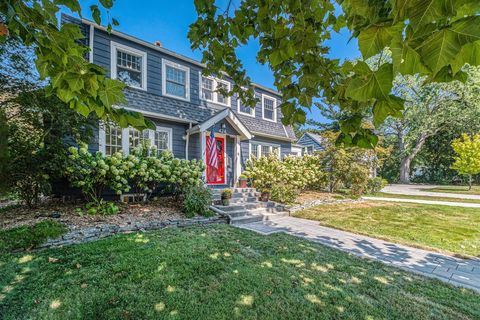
top-left (206, 135), bottom-right (225, 184)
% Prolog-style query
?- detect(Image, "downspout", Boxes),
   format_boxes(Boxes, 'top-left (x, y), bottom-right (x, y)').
top-left (185, 122), bottom-right (192, 160)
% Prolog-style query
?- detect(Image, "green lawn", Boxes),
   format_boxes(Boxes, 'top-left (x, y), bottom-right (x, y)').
top-left (368, 192), bottom-right (480, 204)
top-left (425, 186), bottom-right (480, 195)
top-left (293, 202), bottom-right (480, 257)
top-left (1, 225), bottom-right (478, 319)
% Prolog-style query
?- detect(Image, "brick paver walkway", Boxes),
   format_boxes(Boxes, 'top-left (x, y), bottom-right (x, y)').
top-left (238, 215), bottom-right (480, 292)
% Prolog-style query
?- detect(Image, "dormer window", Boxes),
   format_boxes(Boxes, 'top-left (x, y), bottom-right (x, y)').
top-left (200, 74), bottom-right (231, 107)
top-left (162, 59), bottom-right (190, 101)
top-left (262, 94), bottom-right (277, 122)
top-left (111, 42), bottom-right (147, 90)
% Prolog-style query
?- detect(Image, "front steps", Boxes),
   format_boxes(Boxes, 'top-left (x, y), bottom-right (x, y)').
top-left (210, 188), bottom-right (288, 225)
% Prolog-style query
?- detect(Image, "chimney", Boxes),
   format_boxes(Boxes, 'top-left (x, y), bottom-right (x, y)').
top-left (154, 40), bottom-right (162, 47)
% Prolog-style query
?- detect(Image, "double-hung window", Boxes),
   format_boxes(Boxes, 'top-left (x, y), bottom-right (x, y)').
top-left (200, 74), bottom-right (231, 106)
top-left (100, 123), bottom-right (173, 156)
top-left (262, 94), bottom-right (277, 122)
top-left (111, 42), bottom-right (147, 90)
top-left (162, 59), bottom-right (190, 101)
top-left (250, 142), bottom-right (281, 159)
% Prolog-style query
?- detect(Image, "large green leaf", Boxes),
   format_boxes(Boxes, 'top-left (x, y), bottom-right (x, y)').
top-left (451, 41), bottom-right (480, 74)
top-left (358, 24), bottom-right (401, 58)
top-left (372, 95), bottom-right (404, 126)
top-left (345, 62), bottom-right (393, 102)
top-left (98, 79), bottom-right (126, 108)
top-left (408, 0), bottom-right (455, 30)
top-left (391, 40), bottom-right (430, 75)
top-left (417, 17), bottom-right (480, 75)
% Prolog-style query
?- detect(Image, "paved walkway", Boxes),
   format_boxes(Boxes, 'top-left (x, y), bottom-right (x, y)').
top-left (238, 215), bottom-right (480, 292)
top-left (382, 184), bottom-right (480, 200)
top-left (362, 196), bottom-right (480, 208)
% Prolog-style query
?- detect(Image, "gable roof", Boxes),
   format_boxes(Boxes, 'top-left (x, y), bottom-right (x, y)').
top-left (297, 132), bottom-right (326, 148)
top-left (304, 132), bottom-right (325, 145)
top-left (187, 109), bottom-right (253, 140)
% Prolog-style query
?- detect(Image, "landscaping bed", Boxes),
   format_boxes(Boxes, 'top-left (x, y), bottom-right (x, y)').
top-left (0, 225), bottom-right (478, 319)
top-left (0, 197), bottom-right (183, 230)
top-left (293, 201), bottom-right (480, 257)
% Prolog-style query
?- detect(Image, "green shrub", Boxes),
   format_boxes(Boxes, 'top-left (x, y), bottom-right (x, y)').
top-left (0, 220), bottom-right (67, 252)
top-left (271, 184), bottom-right (298, 204)
top-left (347, 164), bottom-right (370, 196)
top-left (244, 154), bottom-right (324, 203)
top-left (366, 177), bottom-right (388, 194)
top-left (183, 185), bottom-right (213, 218)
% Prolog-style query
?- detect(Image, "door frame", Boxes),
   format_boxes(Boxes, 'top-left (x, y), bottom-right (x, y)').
top-left (205, 131), bottom-right (227, 185)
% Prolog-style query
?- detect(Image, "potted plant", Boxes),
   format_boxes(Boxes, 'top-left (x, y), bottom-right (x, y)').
top-left (238, 174), bottom-right (248, 188)
top-left (221, 189), bottom-right (232, 206)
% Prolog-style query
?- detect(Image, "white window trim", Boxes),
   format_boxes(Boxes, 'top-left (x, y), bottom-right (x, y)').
top-left (99, 122), bottom-right (173, 155)
top-left (261, 94), bottom-right (277, 122)
top-left (162, 58), bottom-right (190, 102)
top-left (110, 41), bottom-right (147, 91)
top-left (237, 92), bottom-right (255, 117)
top-left (249, 141), bottom-right (281, 159)
top-left (199, 72), bottom-right (231, 107)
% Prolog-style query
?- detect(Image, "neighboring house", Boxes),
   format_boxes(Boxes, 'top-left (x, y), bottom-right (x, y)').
top-left (61, 14), bottom-right (297, 188)
top-left (297, 132), bottom-right (325, 155)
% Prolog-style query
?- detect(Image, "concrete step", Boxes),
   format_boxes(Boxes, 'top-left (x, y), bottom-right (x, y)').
top-left (212, 188), bottom-right (257, 195)
top-left (229, 197), bottom-right (259, 204)
top-left (230, 214), bottom-right (264, 225)
top-left (213, 193), bottom-right (260, 201)
top-left (226, 210), bottom-right (249, 218)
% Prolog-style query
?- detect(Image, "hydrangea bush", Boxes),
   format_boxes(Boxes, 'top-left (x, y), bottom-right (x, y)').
top-left (65, 144), bottom-right (206, 214)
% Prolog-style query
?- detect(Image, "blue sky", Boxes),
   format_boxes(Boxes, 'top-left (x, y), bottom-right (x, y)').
top-left (72, 0), bottom-right (359, 124)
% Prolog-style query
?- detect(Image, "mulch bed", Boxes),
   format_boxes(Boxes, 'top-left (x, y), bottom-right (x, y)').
top-left (0, 197), bottom-right (184, 230)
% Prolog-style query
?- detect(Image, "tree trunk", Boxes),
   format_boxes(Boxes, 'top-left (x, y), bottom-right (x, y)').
top-left (469, 175), bottom-right (472, 190)
top-left (399, 133), bottom-right (429, 184)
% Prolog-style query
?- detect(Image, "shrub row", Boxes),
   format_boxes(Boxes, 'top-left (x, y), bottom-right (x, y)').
top-left (65, 143), bottom-right (208, 215)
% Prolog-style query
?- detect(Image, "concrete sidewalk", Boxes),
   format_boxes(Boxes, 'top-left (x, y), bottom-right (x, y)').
top-left (238, 215), bottom-right (480, 293)
top-left (382, 184), bottom-right (480, 200)
top-left (362, 196), bottom-right (480, 208)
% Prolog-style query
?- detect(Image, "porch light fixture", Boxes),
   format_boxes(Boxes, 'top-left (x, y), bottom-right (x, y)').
top-left (220, 123), bottom-right (226, 134)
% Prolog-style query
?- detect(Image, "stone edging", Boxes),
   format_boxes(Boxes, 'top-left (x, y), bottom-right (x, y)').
top-left (37, 215), bottom-right (228, 249)
top-left (287, 199), bottom-right (362, 213)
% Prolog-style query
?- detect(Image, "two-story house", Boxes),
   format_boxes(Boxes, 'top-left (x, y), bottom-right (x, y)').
top-left (62, 14), bottom-right (297, 188)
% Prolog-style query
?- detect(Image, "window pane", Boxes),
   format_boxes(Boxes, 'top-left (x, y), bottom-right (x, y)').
top-left (240, 104), bottom-right (253, 115)
top-left (105, 125), bottom-right (122, 155)
top-left (261, 145), bottom-right (270, 157)
top-left (202, 77), bottom-right (214, 101)
top-left (263, 97), bottom-right (275, 120)
top-left (251, 144), bottom-right (260, 158)
top-left (155, 131), bottom-right (169, 155)
top-left (129, 128), bottom-right (149, 152)
top-left (216, 82), bottom-right (227, 104)
top-left (116, 50), bottom-right (143, 88)
top-left (166, 65), bottom-right (187, 98)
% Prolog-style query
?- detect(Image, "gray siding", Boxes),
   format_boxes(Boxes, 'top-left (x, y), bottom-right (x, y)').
top-left (240, 136), bottom-right (292, 168)
top-left (149, 118), bottom-right (188, 159)
top-left (297, 133), bottom-right (324, 151)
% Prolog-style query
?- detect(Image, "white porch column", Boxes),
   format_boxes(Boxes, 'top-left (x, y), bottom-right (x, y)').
top-left (234, 136), bottom-right (242, 185)
top-left (200, 130), bottom-right (207, 181)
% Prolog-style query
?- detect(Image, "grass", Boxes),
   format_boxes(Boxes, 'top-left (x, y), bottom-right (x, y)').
top-left (367, 192), bottom-right (480, 204)
top-left (424, 186), bottom-right (480, 195)
top-left (0, 225), bottom-right (478, 319)
top-left (0, 221), bottom-right (67, 252)
top-left (293, 201), bottom-right (480, 257)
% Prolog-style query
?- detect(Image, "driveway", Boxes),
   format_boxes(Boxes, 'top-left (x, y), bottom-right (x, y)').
top-left (382, 184), bottom-right (480, 200)
top-left (238, 215), bottom-right (480, 293)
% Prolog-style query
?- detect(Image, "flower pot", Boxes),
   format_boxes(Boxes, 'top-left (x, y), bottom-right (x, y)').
top-left (239, 179), bottom-right (248, 188)
top-left (222, 198), bottom-right (230, 206)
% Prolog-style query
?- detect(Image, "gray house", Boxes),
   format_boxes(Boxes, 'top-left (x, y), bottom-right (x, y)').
top-left (62, 14), bottom-right (296, 188)
top-left (297, 132), bottom-right (325, 154)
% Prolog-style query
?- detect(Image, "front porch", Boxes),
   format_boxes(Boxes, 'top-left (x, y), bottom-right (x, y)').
top-left (185, 108), bottom-right (253, 187)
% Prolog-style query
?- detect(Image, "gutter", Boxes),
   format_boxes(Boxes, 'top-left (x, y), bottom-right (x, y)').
top-left (251, 131), bottom-right (297, 142)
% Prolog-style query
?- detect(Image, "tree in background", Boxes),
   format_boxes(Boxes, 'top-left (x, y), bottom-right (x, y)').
top-left (380, 66), bottom-right (480, 183)
top-left (451, 134), bottom-right (480, 190)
